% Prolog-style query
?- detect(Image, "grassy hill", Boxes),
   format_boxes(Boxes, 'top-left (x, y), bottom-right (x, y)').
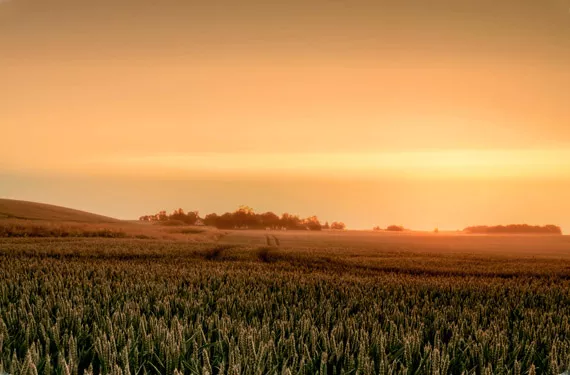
top-left (0, 199), bottom-right (119, 223)
top-left (0, 199), bottom-right (223, 241)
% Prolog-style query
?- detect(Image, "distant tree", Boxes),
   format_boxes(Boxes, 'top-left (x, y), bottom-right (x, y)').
top-left (217, 213), bottom-right (235, 229)
top-left (260, 212), bottom-right (280, 228)
top-left (157, 210), bottom-right (168, 221)
top-left (281, 213), bottom-right (301, 230)
top-left (154, 208), bottom-right (198, 225)
top-left (234, 206), bottom-right (256, 228)
top-left (373, 225), bottom-right (382, 231)
top-left (331, 222), bottom-right (346, 230)
top-left (386, 225), bottom-right (405, 232)
top-left (237, 205), bottom-right (254, 215)
top-left (169, 208), bottom-right (187, 222)
top-left (463, 224), bottom-right (562, 235)
top-left (139, 205), bottom-right (339, 231)
top-left (185, 210), bottom-right (200, 225)
top-left (203, 213), bottom-right (219, 227)
top-left (303, 215), bottom-right (322, 231)
top-left (544, 225), bottom-right (563, 234)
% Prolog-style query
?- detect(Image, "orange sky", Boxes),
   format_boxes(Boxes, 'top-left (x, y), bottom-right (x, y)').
top-left (1, 0), bottom-right (570, 231)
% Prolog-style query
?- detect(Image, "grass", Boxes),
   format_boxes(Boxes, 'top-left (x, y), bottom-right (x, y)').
top-left (174, 227), bottom-right (207, 234)
top-left (0, 199), bottom-right (217, 241)
top-left (0, 219), bottom-right (222, 242)
top-left (0, 199), bottom-right (119, 223)
top-left (0, 221), bottom-right (128, 238)
top-left (1, 231), bottom-right (570, 374)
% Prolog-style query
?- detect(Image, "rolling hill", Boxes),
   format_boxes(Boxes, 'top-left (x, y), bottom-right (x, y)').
top-left (0, 199), bottom-right (119, 223)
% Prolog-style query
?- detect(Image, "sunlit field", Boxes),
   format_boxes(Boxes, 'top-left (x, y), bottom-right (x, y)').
top-left (3, 0), bottom-right (570, 374)
top-left (1, 231), bottom-right (570, 374)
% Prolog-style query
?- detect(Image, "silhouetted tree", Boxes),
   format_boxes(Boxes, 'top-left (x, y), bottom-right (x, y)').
top-left (303, 215), bottom-right (322, 231)
top-left (203, 213), bottom-right (219, 227)
top-left (281, 213), bottom-right (301, 230)
top-left (170, 208), bottom-right (187, 222)
top-left (386, 225), bottom-right (405, 232)
top-left (234, 206), bottom-right (257, 228)
top-left (463, 224), bottom-right (562, 235)
top-left (217, 213), bottom-right (235, 229)
top-left (260, 212), bottom-right (280, 228)
top-left (331, 222), bottom-right (346, 230)
top-left (185, 210), bottom-right (200, 225)
top-left (157, 211), bottom-right (168, 221)
top-left (139, 206), bottom-right (337, 231)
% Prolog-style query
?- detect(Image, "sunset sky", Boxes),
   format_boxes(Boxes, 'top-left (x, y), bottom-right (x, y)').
top-left (1, 0), bottom-right (570, 231)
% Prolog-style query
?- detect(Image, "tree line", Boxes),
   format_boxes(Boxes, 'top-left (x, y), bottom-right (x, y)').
top-left (463, 224), bottom-right (562, 235)
top-left (373, 225), bottom-right (406, 232)
top-left (139, 205), bottom-right (346, 230)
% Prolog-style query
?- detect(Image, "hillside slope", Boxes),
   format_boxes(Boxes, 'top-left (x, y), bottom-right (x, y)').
top-left (0, 199), bottom-right (119, 223)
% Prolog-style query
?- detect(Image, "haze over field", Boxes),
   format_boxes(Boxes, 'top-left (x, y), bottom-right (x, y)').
top-left (1, 0), bottom-right (570, 230)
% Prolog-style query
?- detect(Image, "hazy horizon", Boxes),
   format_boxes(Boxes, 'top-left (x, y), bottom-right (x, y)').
top-left (2, 0), bottom-right (570, 231)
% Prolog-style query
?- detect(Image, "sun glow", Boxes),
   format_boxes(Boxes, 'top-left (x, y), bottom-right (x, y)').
top-left (83, 149), bottom-right (570, 179)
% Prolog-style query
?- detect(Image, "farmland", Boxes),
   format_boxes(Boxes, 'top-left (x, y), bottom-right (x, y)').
top-left (1, 230), bottom-right (570, 374)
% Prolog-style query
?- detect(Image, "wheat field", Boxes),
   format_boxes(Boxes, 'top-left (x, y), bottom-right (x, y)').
top-left (1, 232), bottom-right (570, 374)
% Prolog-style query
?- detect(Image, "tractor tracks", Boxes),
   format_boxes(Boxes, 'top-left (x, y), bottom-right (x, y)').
top-left (265, 234), bottom-right (280, 247)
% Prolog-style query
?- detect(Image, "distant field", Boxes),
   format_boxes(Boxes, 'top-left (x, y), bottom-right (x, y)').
top-left (221, 229), bottom-right (570, 257)
top-left (1, 231), bottom-right (570, 374)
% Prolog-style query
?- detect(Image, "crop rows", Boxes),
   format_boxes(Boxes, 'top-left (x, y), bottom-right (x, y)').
top-left (0, 239), bottom-right (569, 374)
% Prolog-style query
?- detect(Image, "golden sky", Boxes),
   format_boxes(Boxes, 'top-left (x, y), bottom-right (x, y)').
top-left (1, 0), bottom-right (570, 230)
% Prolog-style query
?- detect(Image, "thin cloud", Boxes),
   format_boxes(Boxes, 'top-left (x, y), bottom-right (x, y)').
top-left (89, 149), bottom-right (570, 179)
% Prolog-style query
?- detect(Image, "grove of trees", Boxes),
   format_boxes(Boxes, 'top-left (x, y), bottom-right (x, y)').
top-left (139, 208), bottom-right (199, 225)
top-left (373, 225), bottom-right (405, 232)
top-left (140, 206), bottom-right (345, 231)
